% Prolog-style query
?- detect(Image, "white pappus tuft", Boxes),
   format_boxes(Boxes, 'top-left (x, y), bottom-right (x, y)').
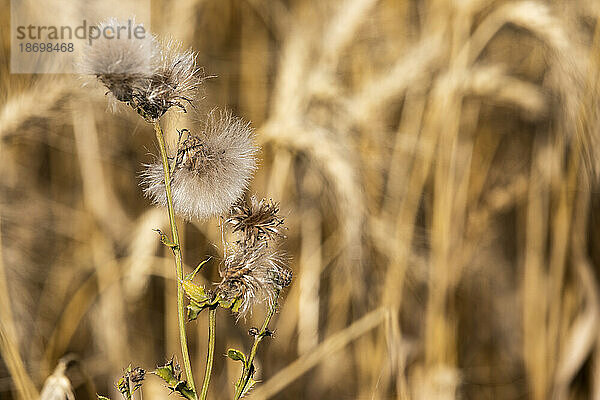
top-left (141, 110), bottom-right (258, 220)
top-left (80, 19), bottom-right (204, 121)
top-left (78, 18), bottom-right (156, 107)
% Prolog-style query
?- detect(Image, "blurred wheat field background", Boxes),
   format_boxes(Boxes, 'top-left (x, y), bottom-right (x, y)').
top-left (1, 0), bottom-right (600, 399)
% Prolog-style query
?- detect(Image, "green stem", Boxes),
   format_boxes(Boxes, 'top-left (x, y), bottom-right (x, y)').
top-left (200, 307), bottom-right (217, 400)
top-left (233, 292), bottom-right (280, 400)
top-left (154, 122), bottom-right (197, 399)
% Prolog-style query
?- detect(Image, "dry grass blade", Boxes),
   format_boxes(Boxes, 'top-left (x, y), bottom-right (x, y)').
top-left (0, 319), bottom-right (38, 400)
top-left (71, 102), bottom-right (131, 236)
top-left (348, 35), bottom-right (443, 124)
top-left (250, 308), bottom-right (388, 399)
top-left (465, 65), bottom-right (548, 118)
top-left (124, 208), bottom-right (169, 299)
top-left (0, 79), bottom-right (74, 139)
top-left (321, 0), bottom-right (379, 66)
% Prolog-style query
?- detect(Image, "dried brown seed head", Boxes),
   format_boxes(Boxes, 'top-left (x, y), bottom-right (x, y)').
top-left (216, 242), bottom-right (289, 318)
top-left (227, 196), bottom-right (285, 247)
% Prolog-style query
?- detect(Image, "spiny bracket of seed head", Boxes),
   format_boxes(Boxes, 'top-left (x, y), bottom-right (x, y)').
top-left (248, 327), bottom-right (275, 339)
top-left (271, 267), bottom-right (293, 290)
top-left (116, 365), bottom-right (145, 400)
top-left (153, 358), bottom-right (196, 400)
top-left (227, 197), bottom-right (286, 248)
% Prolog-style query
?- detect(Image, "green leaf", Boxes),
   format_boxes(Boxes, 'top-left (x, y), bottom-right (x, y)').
top-left (187, 300), bottom-right (211, 321)
top-left (182, 280), bottom-right (211, 306)
top-left (234, 374), bottom-right (259, 399)
top-left (218, 296), bottom-right (243, 314)
top-left (231, 298), bottom-right (243, 313)
top-left (173, 381), bottom-right (197, 400)
top-left (227, 349), bottom-right (246, 363)
top-left (185, 257), bottom-right (211, 281)
top-left (153, 363), bottom-right (177, 386)
top-left (241, 378), bottom-right (258, 398)
top-left (152, 359), bottom-right (196, 400)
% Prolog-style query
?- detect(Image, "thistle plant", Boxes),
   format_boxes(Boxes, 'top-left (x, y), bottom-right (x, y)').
top-left (82, 19), bottom-right (292, 400)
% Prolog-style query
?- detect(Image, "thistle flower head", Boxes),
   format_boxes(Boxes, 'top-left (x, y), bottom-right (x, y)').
top-left (132, 42), bottom-right (204, 121)
top-left (81, 20), bottom-right (204, 121)
top-left (79, 18), bottom-right (156, 107)
top-left (227, 196), bottom-right (286, 247)
top-left (217, 242), bottom-right (291, 318)
top-left (141, 110), bottom-right (258, 220)
top-left (217, 196), bottom-right (292, 318)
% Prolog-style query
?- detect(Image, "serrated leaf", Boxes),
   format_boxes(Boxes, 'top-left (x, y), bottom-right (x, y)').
top-left (186, 304), bottom-right (202, 321)
top-left (153, 366), bottom-right (174, 386)
top-left (185, 257), bottom-right (211, 281)
top-left (182, 280), bottom-right (210, 304)
top-left (152, 360), bottom-right (195, 400)
top-left (153, 229), bottom-right (177, 249)
top-left (153, 358), bottom-right (180, 386)
top-left (218, 296), bottom-right (243, 313)
top-left (173, 381), bottom-right (197, 400)
top-left (187, 299), bottom-right (211, 321)
top-left (227, 349), bottom-right (246, 363)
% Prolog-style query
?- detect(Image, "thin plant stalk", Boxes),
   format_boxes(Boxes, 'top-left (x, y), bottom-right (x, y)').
top-left (233, 291), bottom-right (280, 400)
top-left (200, 307), bottom-right (217, 400)
top-left (154, 122), bottom-right (197, 398)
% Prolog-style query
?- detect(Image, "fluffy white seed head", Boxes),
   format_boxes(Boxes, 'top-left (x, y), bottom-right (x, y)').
top-left (80, 20), bottom-right (204, 121)
top-left (142, 110), bottom-right (258, 220)
top-left (153, 43), bottom-right (203, 107)
top-left (79, 19), bottom-right (156, 75)
top-left (79, 18), bottom-right (157, 107)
